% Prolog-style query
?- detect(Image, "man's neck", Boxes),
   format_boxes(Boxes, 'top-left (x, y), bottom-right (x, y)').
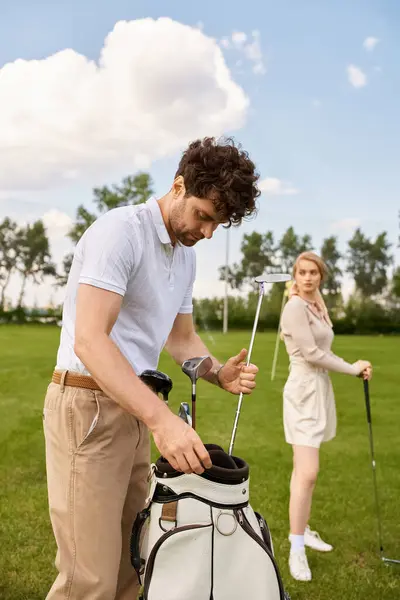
top-left (156, 192), bottom-right (176, 245)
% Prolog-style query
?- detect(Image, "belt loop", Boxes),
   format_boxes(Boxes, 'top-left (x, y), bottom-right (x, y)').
top-left (60, 370), bottom-right (68, 393)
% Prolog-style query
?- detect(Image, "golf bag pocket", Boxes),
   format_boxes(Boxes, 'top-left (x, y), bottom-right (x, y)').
top-left (144, 522), bottom-right (213, 600)
top-left (131, 444), bottom-right (288, 600)
top-left (212, 507), bottom-right (282, 600)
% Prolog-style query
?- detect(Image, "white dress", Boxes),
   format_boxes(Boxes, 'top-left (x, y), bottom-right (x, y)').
top-left (280, 295), bottom-right (359, 448)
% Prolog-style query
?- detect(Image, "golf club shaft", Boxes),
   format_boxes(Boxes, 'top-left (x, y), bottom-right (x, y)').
top-left (192, 383), bottom-right (196, 430)
top-left (363, 379), bottom-right (384, 555)
top-left (382, 558), bottom-right (400, 565)
top-left (229, 282), bottom-right (265, 455)
top-left (246, 283), bottom-right (264, 364)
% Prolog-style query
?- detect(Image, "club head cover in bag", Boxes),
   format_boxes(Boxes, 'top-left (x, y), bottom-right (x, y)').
top-left (139, 369), bottom-right (172, 400)
top-left (154, 443), bottom-right (249, 485)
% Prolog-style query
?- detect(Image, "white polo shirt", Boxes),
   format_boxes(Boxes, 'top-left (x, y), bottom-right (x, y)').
top-left (56, 197), bottom-right (196, 376)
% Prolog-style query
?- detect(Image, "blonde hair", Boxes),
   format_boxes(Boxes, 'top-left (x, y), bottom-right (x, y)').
top-left (285, 251), bottom-right (332, 328)
top-left (292, 251), bottom-right (328, 282)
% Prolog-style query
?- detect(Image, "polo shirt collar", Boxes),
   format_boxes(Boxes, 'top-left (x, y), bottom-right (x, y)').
top-left (147, 196), bottom-right (172, 245)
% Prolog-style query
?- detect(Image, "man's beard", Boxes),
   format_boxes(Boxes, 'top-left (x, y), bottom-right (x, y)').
top-left (169, 204), bottom-right (197, 246)
top-left (174, 229), bottom-right (197, 247)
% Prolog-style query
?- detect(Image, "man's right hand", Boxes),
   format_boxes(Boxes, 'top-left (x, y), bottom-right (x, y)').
top-left (150, 413), bottom-right (212, 475)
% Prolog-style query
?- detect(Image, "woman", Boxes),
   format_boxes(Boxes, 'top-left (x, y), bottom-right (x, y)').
top-left (280, 251), bottom-right (372, 582)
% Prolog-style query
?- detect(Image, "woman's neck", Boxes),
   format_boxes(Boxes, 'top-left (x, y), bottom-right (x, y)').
top-left (298, 290), bottom-right (318, 303)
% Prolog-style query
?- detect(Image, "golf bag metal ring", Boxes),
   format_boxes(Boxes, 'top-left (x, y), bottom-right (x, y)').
top-left (215, 510), bottom-right (238, 536)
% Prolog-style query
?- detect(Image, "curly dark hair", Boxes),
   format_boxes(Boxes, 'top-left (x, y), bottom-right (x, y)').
top-left (175, 137), bottom-right (260, 226)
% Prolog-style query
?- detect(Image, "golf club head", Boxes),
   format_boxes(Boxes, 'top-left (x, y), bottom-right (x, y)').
top-left (254, 273), bottom-right (291, 284)
top-left (382, 557), bottom-right (400, 565)
top-left (181, 356), bottom-right (213, 383)
top-left (139, 369), bottom-right (173, 401)
top-left (178, 402), bottom-right (192, 426)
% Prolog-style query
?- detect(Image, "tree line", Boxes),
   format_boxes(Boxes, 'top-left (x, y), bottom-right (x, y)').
top-left (212, 220), bottom-right (399, 334)
top-left (0, 173), bottom-right (154, 307)
top-left (1, 171), bottom-right (399, 333)
top-left (218, 225), bottom-right (397, 310)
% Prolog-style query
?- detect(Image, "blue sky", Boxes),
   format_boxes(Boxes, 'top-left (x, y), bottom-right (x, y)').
top-left (0, 0), bottom-right (399, 305)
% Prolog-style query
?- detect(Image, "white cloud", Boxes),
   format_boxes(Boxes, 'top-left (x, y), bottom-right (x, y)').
top-left (42, 209), bottom-right (73, 240)
top-left (244, 30), bottom-right (266, 75)
top-left (232, 31), bottom-right (247, 46)
top-left (4, 208), bottom-right (73, 242)
top-left (330, 218), bottom-right (361, 233)
top-left (347, 64), bottom-right (367, 88)
top-left (259, 177), bottom-right (299, 196)
top-left (0, 190), bottom-right (22, 201)
top-left (363, 37), bottom-right (379, 51)
top-left (0, 18), bottom-right (249, 193)
top-left (220, 29), bottom-right (266, 75)
top-left (252, 62), bottom-right (266, 76)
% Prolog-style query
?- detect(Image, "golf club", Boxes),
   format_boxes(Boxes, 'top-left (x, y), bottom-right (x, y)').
top-left (178, 402), bottom-right (192, 427)
top-left (140, 369), bottom-right (172, 403)
top-left (363, 379), bottom-right (400, 565)
top-left (228, 273), bottom-right (291, 456)
top-left (181, 356), bottom-right (213, 429)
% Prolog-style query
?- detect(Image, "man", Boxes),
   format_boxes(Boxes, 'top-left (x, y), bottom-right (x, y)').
top-left (43, 136), bottom-right (261, 600)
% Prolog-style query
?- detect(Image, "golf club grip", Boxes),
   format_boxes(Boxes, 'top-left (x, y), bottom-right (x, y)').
top-left (363, 379), bottom-right (372, 424)
top-left (192, 394), bottom-right (196, 430)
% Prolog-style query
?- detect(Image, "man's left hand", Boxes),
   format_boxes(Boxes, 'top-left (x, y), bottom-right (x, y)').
top-left (218, 348), bottom-right (259, 395)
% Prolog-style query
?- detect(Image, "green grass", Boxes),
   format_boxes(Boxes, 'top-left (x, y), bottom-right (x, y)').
top-left (0, 325), bottom-right (399, 600)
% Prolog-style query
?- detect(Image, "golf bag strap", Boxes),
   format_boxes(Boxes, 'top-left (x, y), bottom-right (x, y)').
top-left (161, 501), bottom-right (178, 523)
top-left (130, 509), bottom-right (150, 583)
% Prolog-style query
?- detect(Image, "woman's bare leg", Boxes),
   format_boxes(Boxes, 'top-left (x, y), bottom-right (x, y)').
top-left (288, 445), bottom-right (320, 581)
top-left (289, 445), bottom-right (320, 534)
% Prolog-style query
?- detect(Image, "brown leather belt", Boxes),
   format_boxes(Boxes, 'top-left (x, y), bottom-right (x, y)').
top-left (52, 370), bottom-right (102, 391)
top-left (52, 370), bottom-right (160, 394)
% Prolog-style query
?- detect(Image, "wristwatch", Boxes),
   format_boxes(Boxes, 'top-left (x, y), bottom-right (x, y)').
top-left (213, 364), bottom-right (224, 388)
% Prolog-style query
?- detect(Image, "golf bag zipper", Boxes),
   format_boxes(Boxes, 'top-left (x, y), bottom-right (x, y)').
top-left (255, 511), bottom-right (273, 553)
top-left (235, 509), bottom-right (286, 600)
top-left (143, 523), bottom-right (212, 600)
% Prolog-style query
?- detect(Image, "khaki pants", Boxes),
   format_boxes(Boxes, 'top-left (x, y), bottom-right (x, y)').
top-left (43, 375), bottom-right (150, 600)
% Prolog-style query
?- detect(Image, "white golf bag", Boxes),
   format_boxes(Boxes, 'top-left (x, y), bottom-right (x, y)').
top-left (130, 444), bottom-right (290, 600)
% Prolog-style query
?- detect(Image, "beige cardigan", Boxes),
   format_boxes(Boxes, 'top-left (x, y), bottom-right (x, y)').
top-left (280, 295), bottom-right (359, 376)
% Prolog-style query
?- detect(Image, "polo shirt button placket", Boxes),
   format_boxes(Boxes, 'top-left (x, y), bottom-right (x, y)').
top-left (168, 244), bottom-right (175, 289)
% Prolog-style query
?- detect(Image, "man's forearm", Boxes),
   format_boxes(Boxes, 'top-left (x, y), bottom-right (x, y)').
top-left (75, 333), bottom-right (170, 429)
top-left (166, 332), bottom-right (223, 386)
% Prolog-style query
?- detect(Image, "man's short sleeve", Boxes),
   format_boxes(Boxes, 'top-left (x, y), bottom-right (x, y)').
top-left (178, 251), bottom-right (196, 314)
top-left (78, 213), bottom-right (141, 296)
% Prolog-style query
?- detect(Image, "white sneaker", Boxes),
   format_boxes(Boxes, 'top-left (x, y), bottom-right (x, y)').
top-left (304, 525), bottom-right (333, 552)
top-left (289, 548), bottom-right (312, 581)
